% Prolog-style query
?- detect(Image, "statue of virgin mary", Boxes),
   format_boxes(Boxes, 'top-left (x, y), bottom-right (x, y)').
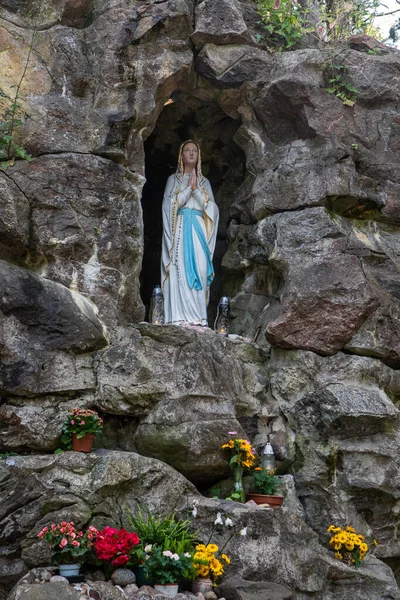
top-left (161, 140), bottom-right (219, 327)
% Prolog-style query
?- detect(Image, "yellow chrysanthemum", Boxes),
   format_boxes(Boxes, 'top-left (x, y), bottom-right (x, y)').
top-left (345, 542), bottom-right (354, 551)
top-left (335, 552), bottom-right (343, 559)
top-left (338, 534), bottom-right (347, 544)
top-left (196, 544), bottom-right (207, 551)
top-left (327, 525), bottom-right (335, 533)
top-left (346, 526), bottom-right (355, 533)
top-left (221, 553), bottom-right (230, 564)
top-left (207, 544), bottom-right (218, 554)
top-left (360, 543), bottom-right (368, 553)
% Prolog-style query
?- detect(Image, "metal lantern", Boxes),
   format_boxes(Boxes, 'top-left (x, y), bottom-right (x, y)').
top-left (261, 442), bottom-right (276, 471)
top-left (214, 296), bottom-right (230, 335)
top-left (149, 285), bottom-right (165, 325)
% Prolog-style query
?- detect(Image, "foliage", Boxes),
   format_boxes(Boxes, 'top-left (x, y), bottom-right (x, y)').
top-left (315, 0), bottom-right (380, 42)
top-left (324, 63), bottom-right (359, 106)
top-left (142, 545), bottom-right (193, 585)
top-left (256, 0), bottom-right (311, 50)
top-left (0, 28), bottom-right (36, 169)
top-left (61, 408), bottom-right (103, 447)
top-left (94, 526), bottom-right (140, 567)
top-left (327, 524), bottom-right (374, 566)
top-left (0, 452), bottom-right (17, 459)
top-left (38, 522), bottom-right (99, 565)
top-left (251, 467), bottom-right (281, 495)
top-left (127, 509), bottom-right (198, 563)
top-left (192, 543), bottom-right (230, 583)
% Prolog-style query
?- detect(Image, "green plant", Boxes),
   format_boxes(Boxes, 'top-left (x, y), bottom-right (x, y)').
top-left (60, 408), bottom-right (103, 447)
top-left (0, 28), bottom-right (37, 168)
top-left (0, 452), bottom-right (17, 459)
top-left (127, 509), bottom-right (198, 561)
top-left (251, 468), bottom-right (280, 495)
top-left (325, 63), bottom-right (359, 107)
top-left (256, 0), bottom-right (312, 51)
top-left (316, 0), bottom-right (380, 42)
top-left (142, 545), bottom-right (193, 584)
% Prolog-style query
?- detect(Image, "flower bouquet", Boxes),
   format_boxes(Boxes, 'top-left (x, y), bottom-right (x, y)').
top-left (327, 525), bottom-right (373, 567)
top-left (94, 526), bottom-right (140, 567)
top-left (221, 433), bottom-right (257, 502)
top-left (192, 543), bottom-right (230, 583)
top-left (38, 521), bottom-right (98, 574)
top-left (61, 408), bottom-right (103, 452)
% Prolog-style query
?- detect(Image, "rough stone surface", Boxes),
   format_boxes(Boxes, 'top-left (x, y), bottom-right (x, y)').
top-left (1, 1), bottom-right (400, 599)
top-left (111, 569), bottom-right (136, 587)
top-left (216, 577), bottom-right (293, 600)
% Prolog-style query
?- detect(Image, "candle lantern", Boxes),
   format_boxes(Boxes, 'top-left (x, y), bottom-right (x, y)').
top-left (149, 285), bottom-right (165, 325)
top-left (261, 442), bottom-right (276, 471)
top-left (214, 296), bottom-right (230, 335)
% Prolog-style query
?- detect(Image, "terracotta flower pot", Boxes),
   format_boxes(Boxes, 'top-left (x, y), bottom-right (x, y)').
top-left (72, 433), bottom-right (95, 452)
top-left (192, 577), bottom-right (213, 594)
top-left (246, 493), bottom-right (284, 507)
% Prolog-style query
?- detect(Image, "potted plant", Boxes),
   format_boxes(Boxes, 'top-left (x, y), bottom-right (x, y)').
top-left (61, 408), bottom-right (103, 452)
top-left (192, 543), bottom-right (230, 594)
top-left (142, 545), bottom-right (193, 596)
top-left (38, 521), bottom-right (99, 576)
top-left (127, 510), bottom-right (198, 586)
top-left (327, 524), bottom-right (372, 567)
top-left (247, 468), bottom-right (284, 507)
top-left (93, 526), bottom-right (140, 569)
top-left (221, 433), bottom-right (257, 503)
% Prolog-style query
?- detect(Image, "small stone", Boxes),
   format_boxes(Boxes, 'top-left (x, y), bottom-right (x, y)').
top-left (123, 583), bottom-right (139, 599)
top-left (204, 593), bottom-right (217, 600)
top-left (50, 575), bottom-right (69, 584)
top-left (111, 568), bottom-right (136, 587)
top-left (41, 570), bottom-right (53, 581)
top-left (34, 578), bottom-right (40, 583)
top-left (195, 594), bottom-right (205, 600)
top-left (92, 570), bottom-right (106, 582)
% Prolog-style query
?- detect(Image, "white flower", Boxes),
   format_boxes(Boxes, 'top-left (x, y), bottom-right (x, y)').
top-left (239, 527), bottom-right (248, 536)
top-left (224, 518), bottom-right (233, 527)
top-left (172, 553), bottom-right (180, 561)
top-left (163, 550), bottom-right (173, 557)
top-left (144, 544), bottom-right (152, 552)
top-left (184, 552), bottom-right (191, 558)
top-left (214, 512), bottom-right (224, 525)
top-left (192, 506), bottom-right (198, 518)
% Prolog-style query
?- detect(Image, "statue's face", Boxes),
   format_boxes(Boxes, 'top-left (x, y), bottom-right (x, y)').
top-left (182, 142), bottom-right (198, 168)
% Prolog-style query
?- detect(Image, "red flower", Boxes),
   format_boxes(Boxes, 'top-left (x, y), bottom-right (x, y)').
top-left (112, 554), bottom-right (129, 567)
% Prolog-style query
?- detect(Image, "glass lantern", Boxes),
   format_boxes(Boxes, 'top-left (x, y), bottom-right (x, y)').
top-left (214, 296), bottom-right (230, 335)
top-left (261, 442), bottom-right (276, 471)
top-left (149, 285), bottom-right (165, 325)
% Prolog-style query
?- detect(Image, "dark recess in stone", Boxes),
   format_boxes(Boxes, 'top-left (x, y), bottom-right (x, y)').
top-left (140, 92), bottom-right (246, 323)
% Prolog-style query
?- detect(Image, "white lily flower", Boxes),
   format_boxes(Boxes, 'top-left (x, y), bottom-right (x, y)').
top-left (225, 517), bottom-right (233, 527)
top-left (214, 512), bottom-right (224, 525)
top-left (239, 527), bottom-right (248, 536)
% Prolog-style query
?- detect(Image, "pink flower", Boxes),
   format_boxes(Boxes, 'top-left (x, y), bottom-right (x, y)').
top-left (59, 538), bottom-right (68, 548)
top-left (72, 541), bottom-right (80, 547)
top-left (71, 421), bottom-right (75, 425)
top-left (80, 421), bottom-right (85, 425)
top-left (228, 431), bottom-right (238, 435)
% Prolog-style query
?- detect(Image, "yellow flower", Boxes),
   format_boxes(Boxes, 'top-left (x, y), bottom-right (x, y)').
top-left (346, 526), bottom-right (355, 533)
top-left (373, 539), bottom-right (378, 547)
top-left (335, 552), bottom-right (343, 559)
top-left (360, 543), bottom-right (368, 553)
top-left (338, 534), bottom-right (347, 544)
top-left (327, 525), bottom-right (335, 533)
top-left (196, 544), bottom-right (207, 552)
top-left (333, 543), bottom-right (341, 551)
top-left (221, 554), bottom-right (230, 564)
top-left (345, 542), bottom-right (354, 551)
top-left (207, 544), bottom-right (218, 554)
top-left (254, 467), bottom-right (262, 471)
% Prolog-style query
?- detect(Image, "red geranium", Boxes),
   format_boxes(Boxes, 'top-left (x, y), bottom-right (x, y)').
top-left (94, 526), bottom-right (140, 566)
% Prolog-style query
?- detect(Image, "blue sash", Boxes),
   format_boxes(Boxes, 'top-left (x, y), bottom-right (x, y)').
top-left (177, 208), bottom-right (214, 291)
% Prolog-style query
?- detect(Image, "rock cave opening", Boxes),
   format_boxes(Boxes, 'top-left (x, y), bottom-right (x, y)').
top-left (140, 92), bottom-right (246, 324)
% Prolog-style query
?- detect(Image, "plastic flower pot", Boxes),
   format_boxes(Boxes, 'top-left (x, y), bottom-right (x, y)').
top-left (154, 583), bottom-right (179, 596)
top-left (59, 564), bottom-right (80, 577)
top-left (72, 433), bottom-right (95, 452)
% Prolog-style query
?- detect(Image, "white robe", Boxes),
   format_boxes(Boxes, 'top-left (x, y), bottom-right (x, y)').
top-left (161, 173), bottom-right (219, 326)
